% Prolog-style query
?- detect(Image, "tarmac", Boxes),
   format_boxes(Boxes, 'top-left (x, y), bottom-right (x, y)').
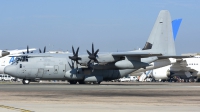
top-left (0, 81), bottom-right (200, 112)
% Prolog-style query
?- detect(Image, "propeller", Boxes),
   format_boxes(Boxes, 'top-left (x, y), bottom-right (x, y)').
top-left (87, 43), bottom-right (99, 64)
top-left (69, 46), bottom-right (81, 69)
top-left (21, 45), bottom-right (34, 62)
top-left (39, 46), bottom-right (46, 53)
top-left (27, 46), bottom-right (29, 53)
top-left (23, 45), bottom-right (33, 54)
top-left (68, 60), bottom-right (75, 69)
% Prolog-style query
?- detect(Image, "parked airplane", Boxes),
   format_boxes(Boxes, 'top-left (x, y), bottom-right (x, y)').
top-left (4, 10), bottom-right (192, 84)
top-left (0, 46), bottom-right (36, 74)
top-left (151, 56), bottom-right (200, 82)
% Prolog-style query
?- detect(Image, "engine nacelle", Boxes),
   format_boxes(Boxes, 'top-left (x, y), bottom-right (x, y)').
top-left (115, 60), bottom-right (149, 69)
top-left (169, 58), bottom-right (182, 64)
top-left (152, 65), bottom-right (171, 80)
top-left (65, 70), bottom-right (84, 80)
top-left (84, 75), bottom-right (103, 82)
top-left (0, 50), bottom-right (10, 57)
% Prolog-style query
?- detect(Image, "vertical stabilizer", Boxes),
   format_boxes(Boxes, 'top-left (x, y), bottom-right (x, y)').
top-left (142, 10), bottom-right (176, 56)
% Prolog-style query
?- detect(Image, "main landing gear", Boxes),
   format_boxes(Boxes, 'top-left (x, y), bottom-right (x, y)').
top-left (22, 79), bottom-right (30, 85)
top-left (69, 80), bottom-right (101, 85)
top-left (69, 80), bottom-right (78, 84)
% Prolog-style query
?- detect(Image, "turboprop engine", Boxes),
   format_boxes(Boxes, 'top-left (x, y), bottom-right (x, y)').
top-left (0, 50), bottom-right (10, 57)
top-left (169, 58), bottom-right (183, 64)
top-left (115, 60), bottom-right (149, 69)
top-left (65, 69), bottom-right (103, 82)
top-left (65, 69), bottom-right (84, 80)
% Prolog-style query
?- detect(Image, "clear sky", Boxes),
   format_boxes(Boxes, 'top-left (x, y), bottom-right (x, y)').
top-left (0, 0), bottom-right (199, 55)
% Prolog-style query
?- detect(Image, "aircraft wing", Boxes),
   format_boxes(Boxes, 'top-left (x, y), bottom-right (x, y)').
top-left (112, 52), bottom-right (162, 58)
top-left (9, 54), bottom-right (52, 57)
top-left (7, 48), bottom-right (37, 55)
top-left (170, 58), bottom-right (197, 75)
top-left (157, 55), bottom-right (194, 59)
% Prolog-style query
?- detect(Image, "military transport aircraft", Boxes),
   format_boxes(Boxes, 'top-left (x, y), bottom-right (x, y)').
top-left (4, 10), bottom-right (192, 84)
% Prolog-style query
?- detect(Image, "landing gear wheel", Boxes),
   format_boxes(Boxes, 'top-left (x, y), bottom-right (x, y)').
top-left (93, 81), bottom-right (101, 84)
top-left (85, 82), bottom-right (92, 84)
top-left (78, 80), bottom-right (85, 84)
top-left (184, 79), bottom-right (189, 82)
top-left (22, 79), bottom-right (30, 85)
top-left (196, 78), bottom-right (200, 82)
top-left (69, 81), bottom-right (77, 84)
top-left (189, 78), bottom-right (194, 82)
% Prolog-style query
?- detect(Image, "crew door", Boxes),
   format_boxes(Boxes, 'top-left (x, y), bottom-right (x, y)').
top-left (36, 68), bottom-right (44, 78)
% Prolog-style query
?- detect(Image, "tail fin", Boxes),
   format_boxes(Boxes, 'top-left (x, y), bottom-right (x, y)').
top-left (142, 10), bottom-right (175, 56)
top-left (172, 19), bottom-right (182, 41)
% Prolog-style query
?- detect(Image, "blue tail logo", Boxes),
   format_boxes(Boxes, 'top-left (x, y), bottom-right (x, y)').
top-left (172, 19), bottom-right (182, 40)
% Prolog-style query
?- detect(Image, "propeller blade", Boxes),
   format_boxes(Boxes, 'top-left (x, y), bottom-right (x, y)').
top-left (94, 58), bottom-right (99, 63)
top-left (76, 61), bottom-right (79, 70)
top-left (72, 46), bottom-right (75, 55)
top-left (43, 46), bottom-right (46, 53)
top-left (94, 49), bottom-right (99, 56)
top-left (76, 47), bottom-right (79, 56)
top-left (76, 60), bottom-right (79, 64)
top-left (71, 60), bottom-right (74, 69)
top-left (92, 43), bottom-right (94, 54)
top-left (68, 62), bottom-right (72, 69)
top-left (39, 49), bottom-right (42, 53)
top-left (27, 45), bottom-right (29, 54)
top-left (87, 50), bottom-right (92, 55)
top-left (69, 56), bottom-right (73, 60)
top-left (87, 60), bottom-right (91, 65)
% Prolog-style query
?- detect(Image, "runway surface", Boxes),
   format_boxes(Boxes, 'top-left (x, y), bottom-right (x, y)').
top-left (0, 82), bottom-right (200, 112)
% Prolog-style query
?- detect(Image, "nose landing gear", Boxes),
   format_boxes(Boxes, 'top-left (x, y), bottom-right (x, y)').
top-left (22, 79), bottom-right (30, 85)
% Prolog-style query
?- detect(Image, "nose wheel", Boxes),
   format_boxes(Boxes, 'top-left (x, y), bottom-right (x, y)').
top-left (22, 79), bottom-right (30, 85)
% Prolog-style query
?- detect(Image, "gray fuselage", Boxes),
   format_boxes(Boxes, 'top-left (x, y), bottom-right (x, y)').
top-left (5, 53), bottom-right (157, 82)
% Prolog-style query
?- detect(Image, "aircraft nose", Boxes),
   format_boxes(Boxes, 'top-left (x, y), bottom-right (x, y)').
top-left (0, 66), bottom-right (5, 74)
top-left (4, 65), bottom-right (17, 76)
